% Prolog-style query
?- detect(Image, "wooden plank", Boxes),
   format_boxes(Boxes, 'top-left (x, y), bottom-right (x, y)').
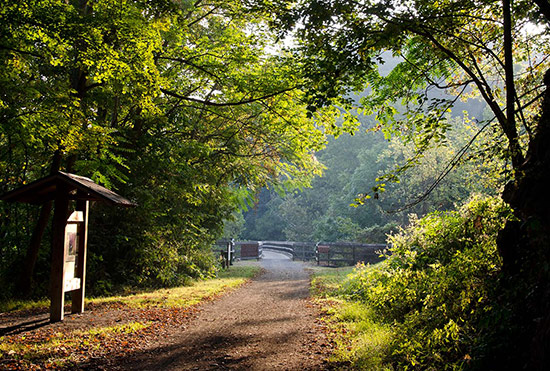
top-left (50, 187), bottom-right (69, 322)
top-left (317, 245), bottom-right (329, 254)
top-left (240, 243), bottom-right (259, 259)
top-left (72, 200), bottom-right (88, 314)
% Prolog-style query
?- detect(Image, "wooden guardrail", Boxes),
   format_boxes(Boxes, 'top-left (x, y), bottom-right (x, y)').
top-left (214, 240), bottom-right (389, 267)
top-left (260, 241), bottom-right (317, 261)
top-left (235, 241), bottom-right (262, 260)
top-left (315, 242), bottom-right (388, 266)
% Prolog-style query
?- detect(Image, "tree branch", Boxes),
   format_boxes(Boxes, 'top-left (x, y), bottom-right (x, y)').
top-left (503, 0), bottom-right (524, 168)
top-left (388, 119), bottom-right (494, 213)
top-left (534, 0), bottom-right (550, 23)
top-left (160, 87), bottom-right (296, 107)
top-left (157, 56), bottom-right (223, 82)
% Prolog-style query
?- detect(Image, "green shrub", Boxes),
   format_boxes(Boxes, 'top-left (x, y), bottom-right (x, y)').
top-left (341, 196), bottom-right (512, 370)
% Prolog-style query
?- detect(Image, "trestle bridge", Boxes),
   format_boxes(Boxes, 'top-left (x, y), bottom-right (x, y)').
top-left (214, 240), bottom-right (389, 267)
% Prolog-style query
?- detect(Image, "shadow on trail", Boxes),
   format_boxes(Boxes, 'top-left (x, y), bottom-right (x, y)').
top-left (93, 249), bottom-right (327, 370)
top-left (0, 316), bottom-right (50, 336)
top-left (89, 329), bottom-right (303, 371)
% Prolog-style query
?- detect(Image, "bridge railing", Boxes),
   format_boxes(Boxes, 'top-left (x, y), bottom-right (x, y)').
top-left (212, 240), bottom-right (263, 265)
top-left (234, 241), bottom-right (262, 260)
top-left (315, 242), bottom-right (389, 266)
top-left (260, 241), bottom-right (317, 261)
top-left (213, 240), bottom-right (390, 266)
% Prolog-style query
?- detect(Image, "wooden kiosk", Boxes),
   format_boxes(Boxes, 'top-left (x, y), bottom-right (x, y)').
top-left (0, 171), bottom-right (134, 322)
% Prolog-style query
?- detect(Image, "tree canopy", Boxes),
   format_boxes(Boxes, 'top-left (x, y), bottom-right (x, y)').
top-left (0, 0), bottom-right (336, 295)
top-left (259, 0), bottom-right (549, 197)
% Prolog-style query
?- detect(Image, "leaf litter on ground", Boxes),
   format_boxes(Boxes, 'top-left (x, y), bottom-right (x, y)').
top-left (0, 266), bottom-right (261, 370)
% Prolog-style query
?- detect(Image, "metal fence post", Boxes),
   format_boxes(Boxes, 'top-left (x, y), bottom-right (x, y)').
top-left (316, 243), bottom-right (319, 266)
top-left (227, 241), bottom-right (231, 267)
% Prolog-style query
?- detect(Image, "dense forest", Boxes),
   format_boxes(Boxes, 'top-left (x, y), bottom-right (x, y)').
top-left (0, 0), bottom-right (338, 297)
top-left (2, 0), bottom-right (550, 369)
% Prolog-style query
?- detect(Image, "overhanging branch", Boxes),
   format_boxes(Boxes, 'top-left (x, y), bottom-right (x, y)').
top-left (160, 87), bottom-right (296, 107)
top-left (387, 119), bottom-right (494, 213)
top-left (534, 0), bottom-right (550, 22)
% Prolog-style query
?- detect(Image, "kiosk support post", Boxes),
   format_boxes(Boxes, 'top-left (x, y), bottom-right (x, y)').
top-left (71, 199), bottom-right (89, 314)
top-left (50, 186), bottom-right (69, 322)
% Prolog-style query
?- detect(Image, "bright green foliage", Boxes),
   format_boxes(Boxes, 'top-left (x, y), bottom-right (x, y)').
top-left (0, 0), bottom-right (333, 297)
top-left (259, 0), bottom-right (549, 200)
top-left (326, 300), bottom-right (393, 371)
top-left (310, 266), bottom-right (393, 370)
top-left (340, 196), bottom-right (513, 369)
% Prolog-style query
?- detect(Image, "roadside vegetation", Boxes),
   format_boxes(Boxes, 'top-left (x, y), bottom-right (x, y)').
top-left (0, 0), bottom-right (331, 302)
top-left (1, 265), bottom-right (260, 313)
top-left (311, 196), bottom-right (512, 370)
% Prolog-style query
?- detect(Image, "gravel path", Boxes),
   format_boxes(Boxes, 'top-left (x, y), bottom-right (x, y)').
top-left (117, 251), bottom-right (331, 370)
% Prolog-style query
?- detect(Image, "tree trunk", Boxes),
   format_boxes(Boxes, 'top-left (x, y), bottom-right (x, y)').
top-left (497, 68), bottom-right (550, 370)
top-left (16, 151), bottom-right (62, 297)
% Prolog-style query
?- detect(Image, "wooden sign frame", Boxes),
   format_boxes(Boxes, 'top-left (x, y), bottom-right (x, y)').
top-left (0, 171), bottom-right (134, 322)
top-left (50, 193), bottom-right (89, 322)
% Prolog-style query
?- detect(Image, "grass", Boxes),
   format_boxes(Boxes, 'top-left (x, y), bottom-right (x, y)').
top-left (89, 265), bottom-right (261, 309)
top-left (309, 266), bottom-right (355, 297)
top-left (311, 264), bottom-right (393, 370)
top-left (0, 297), bottom-right (50, 313)
top-left (0, 265), bottom-right (261, 313)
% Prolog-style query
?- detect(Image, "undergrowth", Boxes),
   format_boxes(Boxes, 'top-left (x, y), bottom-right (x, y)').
top-left (312, 196), bottom-right (512, 370)
top-left (312, 265), bottom-right (394, 370)
top-left (91, 265), bottom-right (261, 308)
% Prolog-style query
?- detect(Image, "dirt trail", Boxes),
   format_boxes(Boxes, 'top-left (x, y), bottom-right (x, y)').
top-left (114, 251), bottom-right (331, 370)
